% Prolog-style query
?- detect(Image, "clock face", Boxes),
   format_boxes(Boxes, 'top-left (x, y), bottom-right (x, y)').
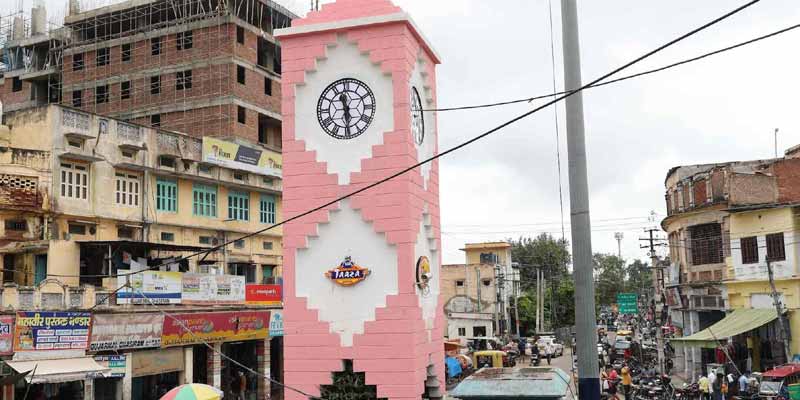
top-left (410, 86), bottom-right (424, 145)
top-left (316, 78), bottom-right (376, 140)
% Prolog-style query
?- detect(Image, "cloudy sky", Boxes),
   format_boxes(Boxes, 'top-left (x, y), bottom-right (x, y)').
top-left (34, 0), bottom-right (800, 264)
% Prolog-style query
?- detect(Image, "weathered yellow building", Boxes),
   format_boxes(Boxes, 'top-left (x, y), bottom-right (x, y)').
top-left (0, 105), bottom-right (285, 399)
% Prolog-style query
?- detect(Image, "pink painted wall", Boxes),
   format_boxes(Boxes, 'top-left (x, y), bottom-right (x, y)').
top-left (277, 1), bottom-right (444, 399)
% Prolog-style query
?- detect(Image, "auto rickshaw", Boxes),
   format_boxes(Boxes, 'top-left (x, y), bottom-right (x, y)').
top-left (472, 350), bottom-right (515, 368)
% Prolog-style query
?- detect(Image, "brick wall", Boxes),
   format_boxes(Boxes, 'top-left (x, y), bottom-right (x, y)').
top-left (774, 158), bottom-right (800, 203)
top-left (0, 78), bottom-right (32, 111)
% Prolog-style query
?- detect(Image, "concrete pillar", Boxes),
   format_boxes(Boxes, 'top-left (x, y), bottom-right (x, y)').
top-left (122, 352), bottom-right (133, 400)
top-left (184, 346), bottom-right (194, 383)
top-left (257, 338), bottom-right (271, 399)
top-left (83, 378), bottom-right (94, 400)
top-left (208, 343), bottom-right (222, 389)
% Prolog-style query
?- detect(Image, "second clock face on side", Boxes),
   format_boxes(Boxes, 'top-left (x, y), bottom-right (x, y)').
top-left (410, 86), bottom-right (424, 145)
top-left (316, 78), bottom-right (376, 140)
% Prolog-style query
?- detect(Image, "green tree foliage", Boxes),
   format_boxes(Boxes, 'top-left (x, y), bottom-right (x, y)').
top-left (625, 259), bottom-right (652, 295)
top-left (594, 254), bottom-right (626, 307)
top-left (509, 234), bottom-right (571, 281)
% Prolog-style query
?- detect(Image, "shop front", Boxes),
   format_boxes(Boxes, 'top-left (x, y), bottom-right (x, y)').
top-left (130, 347), bottom-right (184, 400)
top-left (672, 308), bottom-right (785, 374)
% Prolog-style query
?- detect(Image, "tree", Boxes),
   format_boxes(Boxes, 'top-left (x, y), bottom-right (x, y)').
top-left (594, 253), bottom-right (626, 307)
top-left (509, 234), bottom-right (571, 281)
top-left (625, 259), bottom-right (652, 297)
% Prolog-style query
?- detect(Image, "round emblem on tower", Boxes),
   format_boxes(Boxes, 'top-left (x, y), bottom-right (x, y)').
top-left (410, 86), bottom-right (424, 145)
top-left (316, 78), bottom-right (376, 140)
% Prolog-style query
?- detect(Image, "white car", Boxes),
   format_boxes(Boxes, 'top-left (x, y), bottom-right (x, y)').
top-left (537, 337), bottom-right (564, 357)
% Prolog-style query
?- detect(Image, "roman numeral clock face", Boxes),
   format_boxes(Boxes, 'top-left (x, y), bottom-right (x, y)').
top-left (316, 78), bottom-right (376, 140)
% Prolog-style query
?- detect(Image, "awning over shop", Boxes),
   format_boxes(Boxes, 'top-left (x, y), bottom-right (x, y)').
top-left (6, 357), bottom-right (110, 384)
top-left (672, 308), bottom-right (778, 348)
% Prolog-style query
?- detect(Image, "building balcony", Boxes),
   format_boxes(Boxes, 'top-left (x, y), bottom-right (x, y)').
top-left (687, 295), bottom-right (726, 311)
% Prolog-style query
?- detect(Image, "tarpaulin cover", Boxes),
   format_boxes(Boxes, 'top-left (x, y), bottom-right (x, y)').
top-left (446, 357), bottom-right (462, 378)
top-left (672, 308), bottom-right (778, 348)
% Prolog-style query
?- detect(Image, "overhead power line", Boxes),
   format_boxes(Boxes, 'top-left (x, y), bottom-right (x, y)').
top-left (18, 0), bottom-right (761, 281)
top-left (424, 21), bottom-right (798, 112)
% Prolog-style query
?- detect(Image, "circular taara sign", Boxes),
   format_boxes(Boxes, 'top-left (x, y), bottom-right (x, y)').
top-left (326, 256), bottom-right (371, 286)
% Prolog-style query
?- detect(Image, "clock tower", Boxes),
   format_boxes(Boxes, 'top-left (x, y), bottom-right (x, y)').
top-left (275, 0), bottom-right (443, 399)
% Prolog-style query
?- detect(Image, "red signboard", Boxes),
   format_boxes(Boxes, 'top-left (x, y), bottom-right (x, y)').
top-left (161, 311), bottom-right (270, 347)
top-left (245, 284), bottom-right (282, 306)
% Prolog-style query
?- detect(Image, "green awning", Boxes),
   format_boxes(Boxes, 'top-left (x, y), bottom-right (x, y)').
top-left (672, 308), bottom-right (778, 348)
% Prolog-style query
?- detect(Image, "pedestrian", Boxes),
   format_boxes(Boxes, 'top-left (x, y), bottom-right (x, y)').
top-left (699, 374), bottom-right (711, 400)
top-left (237, 370), bottom-right (247, 400)
top-left (712, 372), bottom-right (724, 400)
top-left (620, 363), bottom-right (632, 400)
top-left (738, 371), bottom-right (750, 394)
top-left (545, 340), bottom-right (554, 365)
top-left (518, 338), bottom-right (526, 362)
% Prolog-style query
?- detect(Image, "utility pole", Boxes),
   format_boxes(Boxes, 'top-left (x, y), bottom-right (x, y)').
top-left (774, 128), bottom-right (779, 158)
top-left (640, 228), bottom-right (667, 374)
top-left (560, 0), bottom-right (599, 397)
top-left (766, 258), bottom-right (792, 362)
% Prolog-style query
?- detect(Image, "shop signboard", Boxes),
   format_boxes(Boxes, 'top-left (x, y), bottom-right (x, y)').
top-left (14, 312), bottom-right (92, 351)
top-left (202, 137), bottom-right (282, 178)
top-left (92, 355), bottom-right (126, 378)
top-left (117, 270), bottom-right (182, 304)
top-left (182, 274), bottom-right (246, 305)
top-left (161, 311), bottom-right (270, 347)
top-left (245, 284), bottom-right (282, 306)
top-left (269, 311), bottom-right (283, 337)
top-left (89, 313), bottom-right (164, 351)
top-left (131, 347), bottom-right (184, 378)
top-left (0, 316), bottom-right (14, 355)
top-left (617, 293), bottom-right (638, 314)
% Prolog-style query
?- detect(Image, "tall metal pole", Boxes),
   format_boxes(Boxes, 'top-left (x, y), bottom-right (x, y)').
top-left (766, 259), bottom-right (792, 362)
top-left (560, 0), bottom-right (599, 398)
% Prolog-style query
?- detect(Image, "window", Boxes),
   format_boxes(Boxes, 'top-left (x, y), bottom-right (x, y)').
top-left (259, 195), bottom-right (276, 224)
top-left (150, 114), bottom-right (161, 127)
top-left (115, 172), bottom-right (140, 206)
top-left (73, 53), bottom-right (84, 71)
top-left (233, 172), bottom-right (246, 182)
top-left (262, 265), bottom-right (275, 283)
top-left (150, 76), bottom-right (161, 95)
top-left (11, 77), bottom-right (21, 92)
top-left (740, 236), bottom-right (758, 264)
top-left (177, 30), bottom-right (193, 50)
top-left (689, 223), bottom-right (723, 265)
top-left (264, 77), bottom-right (272, 96)
top-left (117, 226), bottom-right (134, 239)
top-left (482, 279), bottom-right (491, 287)
top-left (160, 232), bottom-right (175, 242)
top-left (4, 220), bottom-right (26, 231)
top-left (237, 106), bottom-right (246, 124)
top-left (121, 43), bottom-right (131, 62)
top-left (159, 156), bottom-right (175, 168)
top-left (176, 70), bottom-right (192, 90)
top-left (455, 280), bottom-right (464, 287)
top-left (767, 233), bottom-right (786, 261)
top-left (237, 65), bottom-right (246, 84)
top-left (228, 191), bottom-right (250, 221)
top-left (263, 241), bottom-right (273, 250)
top-left (192, 183), bottom-right (217, 217)
top-left (72, 90), bottom-right (82, 107)
top-left (95, 85), bottom-right (109, 104)
top-left (198, 164), bottom-right (213, 175)
top-left (457, 327), bottom-right (466, 336)
top-left (229, 263), bottom-right (256, 283)
top-left (472, 326), bottom-right (486, 337)
top-left (96, 47), bottom-right (109, 66)
top-left (67, 139), bottom-right (83, 148)
top-left (199, 236), bottom-right (214, 245)
top-left (156, 177), bottom-right (178, 212)
top-left (122, 150), bottom-right (135, 159)
top-left (236, 26), bottom-right (245, 44)
top-left (68, 224), bottom-right (86, 235)
top-left (60, 162), bottom-right (88, 200)
top-left (151, 37), bottom-right (162, 55)
top-left (234, 240), bottom-right (245, 249)
top-left (121, 81), bottom-right (131, 99)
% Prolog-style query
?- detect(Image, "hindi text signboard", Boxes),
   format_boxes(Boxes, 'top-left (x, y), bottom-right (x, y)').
top-left (89, 313), bottom-right (163, 351)
top-left (14, 312), bottom-right (91, 351)
top-left (161, 311), bottom-right (269, 347)
top-left (183, 274), bottom-right (246, 305)
top-left (617, 293), bottom-right (639, 314)
top-left (118, 271), bottom-right (182, 304)
top-left (0, 316), bottom-right (13, 355)
top-left (245, 284), bottom-right (282, 306)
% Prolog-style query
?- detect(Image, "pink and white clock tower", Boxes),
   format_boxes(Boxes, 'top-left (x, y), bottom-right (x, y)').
top-left (275, 1), bottom-right (444, 399)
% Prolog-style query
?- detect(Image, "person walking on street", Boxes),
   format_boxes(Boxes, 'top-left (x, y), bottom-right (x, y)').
top-left (738, 371), bottom-right (750, 394)
top-left (699, 374), bottom-right (711, 400)
top-left (545, 341), bottom-right (554, 365)
top-left (518, 338), bottom-right (527, 363)
top-left (620, 363), bottom-right (632, 400)
top-left (712, 372), bottom-right (724, 400)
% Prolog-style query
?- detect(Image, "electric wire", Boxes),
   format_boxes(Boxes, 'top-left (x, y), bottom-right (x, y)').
top-left (5, 0), bottom-right (763, 283)
top-left (423, 21), bottom-right (799, 112)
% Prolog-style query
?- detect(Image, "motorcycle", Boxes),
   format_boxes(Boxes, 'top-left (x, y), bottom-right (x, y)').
top-left (530, 352), bottom-right (541, 366)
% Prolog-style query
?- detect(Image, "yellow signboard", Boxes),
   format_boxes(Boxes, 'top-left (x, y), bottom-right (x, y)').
top-left (202, 137), bottom-right (282, 178)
